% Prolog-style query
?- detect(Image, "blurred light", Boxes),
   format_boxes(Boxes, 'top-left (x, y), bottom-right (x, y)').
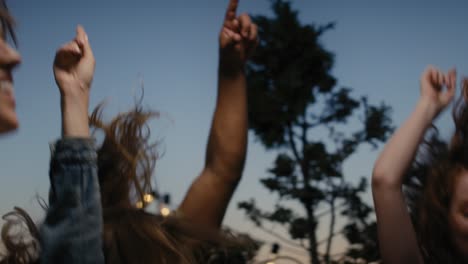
top-left (160, 206), bottom-right (171, 217)
top-left (159, 193), bottom-right (171, 217)
top-left (136, 201), bottom-right (143, 209)
top-left (143, 193), bottom-right (154, 203)
top-left (266, 262), bottom-right (275, 264)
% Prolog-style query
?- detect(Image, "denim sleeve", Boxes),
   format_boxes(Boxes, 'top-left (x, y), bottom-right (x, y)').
top-left (40, 138), bottom-right (104, 264)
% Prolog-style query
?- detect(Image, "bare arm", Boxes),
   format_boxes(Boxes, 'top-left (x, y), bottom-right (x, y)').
top-left (372, 66), bottom-right (456, 264)
top-left (178, 0), bottom-right (258, 228)
top-left (54, 25), bottom-right (95, 138)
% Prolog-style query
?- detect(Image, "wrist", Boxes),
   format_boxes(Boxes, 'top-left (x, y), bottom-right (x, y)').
top-left (60, 95), bottom-right (90, 138)
top-left (218, 53), bottom-right (245, 78)
top-left (218, 63), bottom-right (245, 79)
top-left (417, 97), bottom-right (440, 124)
top-left (61, 90), bottom-right (89, 109)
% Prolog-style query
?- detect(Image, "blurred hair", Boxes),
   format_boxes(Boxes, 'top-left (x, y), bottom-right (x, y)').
top-left (0, 207), bottom-right (40, 264)
top-left (102, 207), bottom-right (256, 264)
top-left (90, 102), bottom-right (159, 209)
top-left (404, 79), bottom-right (468, 263)
top-left (91, 101), bottom-right (256, 263)
top-left (0, 0), bottom-right (16, 45)
top-left (0, 100), bottom-right (257, 263)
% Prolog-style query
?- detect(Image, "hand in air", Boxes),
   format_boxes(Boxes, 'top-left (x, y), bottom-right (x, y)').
top-left (54, 25), bottom-right (95, 98)
top-left (420, 65), bottom-right (456, 113)
top-left (219, 0), bottom-right (258, 72)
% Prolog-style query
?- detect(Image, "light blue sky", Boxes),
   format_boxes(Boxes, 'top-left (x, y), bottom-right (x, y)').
top-left (1, 0), bottom-right (468, 261)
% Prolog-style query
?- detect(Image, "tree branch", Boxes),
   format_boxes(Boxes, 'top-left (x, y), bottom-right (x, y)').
top-left (257, 223), bottom-right (309, 250)
top-left (324, 197), bottom-right (336, 263)
top-left (317, 228), bottom-right (345, 246)
top-left (286, 122), bottom-right (303, 165)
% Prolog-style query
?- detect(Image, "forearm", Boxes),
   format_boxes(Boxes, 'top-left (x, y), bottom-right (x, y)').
top-left (60, 93), bottom-right (90, 138)
top-left (373, 98), bottom-right (438, 188)
top-left (371, 98), bottom-right (435, 264)
top-left (373, 188), bottom-right (424, 264)
top-left (205, 67), bottom-right (248, 181)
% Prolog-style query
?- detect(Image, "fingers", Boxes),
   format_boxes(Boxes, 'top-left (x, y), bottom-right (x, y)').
top-left (58, 41), bottom-right (81, 56)
top-left (239, 13), bottom-right (258, 46)
top-left (220, 3), bottom-right (258, 61)
top-left (249, 23), bottom-right (258, 43)
top-left (425, 65), bottom-right (444, 88)
top-left (238, 13), bottom-right (252, 38)
top-left (224, 0), bottom-right (239, 24)
top-left (447, 68), bottom-right (456, 91)
top-left (441, 68), bottom-right (457, 104)
top-left (54, 41), bottom-right (81, 69)
top-left (438, 71), bottom-right (445, 86)
top-left (75, 25), bottom-right (87, 45)
top-left (244, 22), bottom-right (258, 58)
top-left (445, 69), bottom-right (457, 103)
top-left (74, 25), bottom-right (94, 63)
top-left (54, 25), bottom-right (95, 70)
top-left (221, 27), bottom-right (241, 45)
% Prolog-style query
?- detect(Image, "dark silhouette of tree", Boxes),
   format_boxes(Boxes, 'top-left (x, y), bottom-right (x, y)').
top-left (238, 1), bottom-right (393, 263)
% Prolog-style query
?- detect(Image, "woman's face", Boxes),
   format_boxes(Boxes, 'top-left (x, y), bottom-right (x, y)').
top-left (449, 170), bottom-right (468, 259)
top-left (0, 20), bottom-right (21, 134)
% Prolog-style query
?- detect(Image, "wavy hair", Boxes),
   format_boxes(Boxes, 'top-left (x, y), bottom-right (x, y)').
top-left (404, 79), bottom-right (468, 263)
top-left (91, 101), bottom-right (257, 263)
top-left (0, 0), bottom-right (16, 45)
top-left (90, 102), bottom-right (159, 209)
top-left (0, 207), bottom-right (40, 264)
top-left (1, 100), bottom-right (257, 263)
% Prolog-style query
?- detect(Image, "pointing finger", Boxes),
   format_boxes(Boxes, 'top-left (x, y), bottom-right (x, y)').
top-left (223, 0), bottom-right (240, 30)
top-left (74, 25), bottom-right (95, 67)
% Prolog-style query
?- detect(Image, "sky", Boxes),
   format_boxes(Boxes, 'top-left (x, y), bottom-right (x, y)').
top-left (1, 0), bottom-right (468, 262)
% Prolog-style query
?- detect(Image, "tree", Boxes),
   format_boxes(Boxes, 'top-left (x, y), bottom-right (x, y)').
top-left (238, 1), bottom-right (393, 263)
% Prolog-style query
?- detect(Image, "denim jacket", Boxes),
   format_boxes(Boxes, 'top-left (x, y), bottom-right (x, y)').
top-left (40, 138), bottom-right (104, 264)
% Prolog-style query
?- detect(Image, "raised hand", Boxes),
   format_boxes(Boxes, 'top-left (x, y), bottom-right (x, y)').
top-left (420, 66), bottom-right (456, 114)
top-left (53, 25), bottom-right (94, 138)
top-left (54, 25), bottom-right (95, 98)
top-left (371, 66), bottom-right (456, 263)
top-left (219, 0), bottom-right (258, 74)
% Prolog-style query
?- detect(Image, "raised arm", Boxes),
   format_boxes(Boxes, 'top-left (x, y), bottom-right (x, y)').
top-left (178, 0), bottom-right (258, 228)
top-left (372, 66), bottom-right (456, 264)
top-left (40, 26), bottom-right (104, 264)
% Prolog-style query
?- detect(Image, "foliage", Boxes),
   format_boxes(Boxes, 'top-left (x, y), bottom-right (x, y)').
top-left (239, 1), bottom-right (394, 263)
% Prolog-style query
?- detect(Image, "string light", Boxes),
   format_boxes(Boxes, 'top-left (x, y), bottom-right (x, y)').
top-left (135, 191), bottom-right (172, 217)
top-left (143, 193), bottom-right (154, 203)
top-left (159, 194), bottom-right (171, 217)
top-left (136, 190), bottom-right (158, 209)
top-left (160, 207), bottom-right (171, 217)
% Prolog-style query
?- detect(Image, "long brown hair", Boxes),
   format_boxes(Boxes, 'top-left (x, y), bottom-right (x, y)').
top-left (404, 79), bottom-right (468, 263)
top-left (0, 0), bottom-right (16, 45)
top-left (91, 102), bottom-right (256, 263)
top-left (0, 207), bottom-right (40, 264)
top-left (1, 101), bottom-right (257, 263)
top-left (90, 102), bottom-right (159, 209)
